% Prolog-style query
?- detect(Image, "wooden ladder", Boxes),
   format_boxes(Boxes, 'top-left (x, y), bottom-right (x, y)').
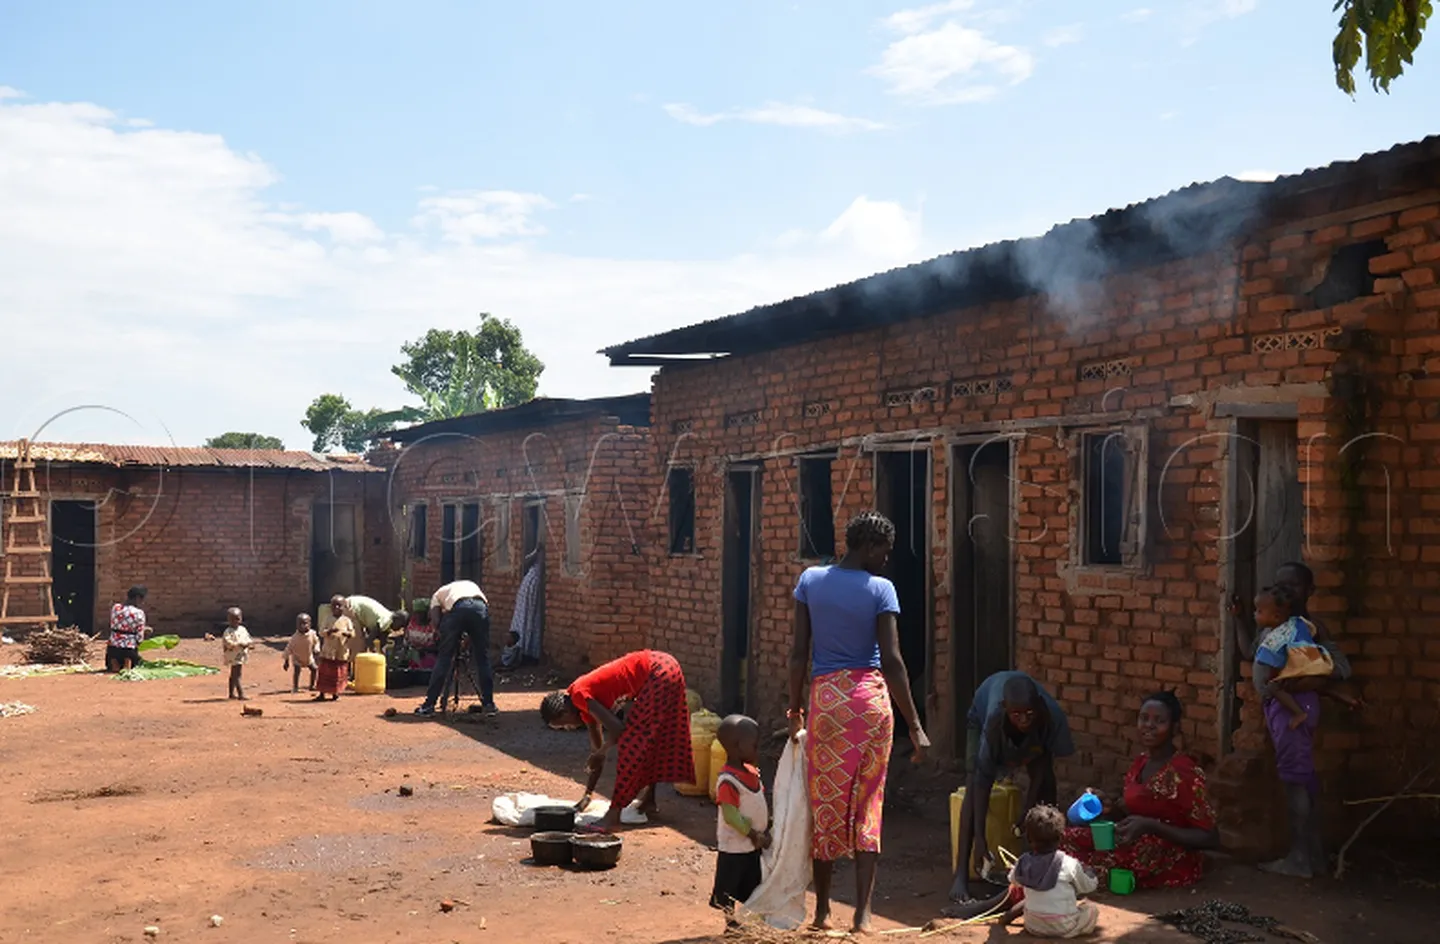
top-left (0, 440), bottom-right (58, 634)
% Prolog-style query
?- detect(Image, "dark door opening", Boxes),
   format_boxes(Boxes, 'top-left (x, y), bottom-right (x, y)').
top-left (952, 441), bottom-right (1014, 759)
top-left (876, 448), bottom-right (930, 735)
top-left (721, 468), bottom-right (758, 715)
top-left (312, 502), bottom-right (360, 612)
top-left (459, 502), bottom-right (482, 583)
top-left (51, 501), bottom-right (96, 633)
top-left (1224, 420), bottom-right (1303, 745)
top-left (440, 503), bottom-right (458, 584)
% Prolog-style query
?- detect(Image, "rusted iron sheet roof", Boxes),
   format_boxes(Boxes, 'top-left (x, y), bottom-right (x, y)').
top-left (385, 394), bottom-right (652, 443)
top-left (602, 134), bottom-right (1440, 364)
top-left (0, 442), bottom-right (381, 473)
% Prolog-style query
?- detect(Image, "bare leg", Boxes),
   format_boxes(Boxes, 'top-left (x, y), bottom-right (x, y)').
top-left (853, 851), bottom-right (879, 934)
top-left (812, 859), bottom-right (834, 930)
top-left (292, 664), bottom-right (301, 693)
top-left (308, 666), bottom-right (317, 690)
top-left (235, 666), bottom-right (246, 700)
top-left (637, 784), bottom-right (659, 817)
top-left (1260, 783), bottom-right (1315, 878)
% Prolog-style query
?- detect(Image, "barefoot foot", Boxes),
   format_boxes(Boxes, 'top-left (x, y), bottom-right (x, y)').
top-left (1260, 855), bottom-right (1313, 879)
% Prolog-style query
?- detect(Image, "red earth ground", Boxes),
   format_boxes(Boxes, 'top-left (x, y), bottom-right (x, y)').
top-left (0, 637), bottom-right (1434, 944)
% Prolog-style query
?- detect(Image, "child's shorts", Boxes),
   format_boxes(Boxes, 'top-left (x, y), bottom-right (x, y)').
top-left (710, 850), bottom-right (762, 912)
top-left (1264, 691), bottom-right (1321, 792)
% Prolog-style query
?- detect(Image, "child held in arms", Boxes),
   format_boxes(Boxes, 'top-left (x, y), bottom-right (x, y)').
top-left (710, 714), bottom-right (771, 930)
top-left (1251, 584), bottom-right (1360, 878)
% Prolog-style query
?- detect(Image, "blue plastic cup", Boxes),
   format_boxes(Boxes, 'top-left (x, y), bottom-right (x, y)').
top-left (1067, 791), bottom-right (1103, 825)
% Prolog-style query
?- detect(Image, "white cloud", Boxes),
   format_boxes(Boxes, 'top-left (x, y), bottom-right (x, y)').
top-left (1181, 0), bottom-right (1259, 36)
top-left (881, 0), bottom-right (975, 35)
top-left (1121, 8), bottom-right (1152, 22)
top-left (1042, 24), bottom-right (1084, 48)
top-left (0, 86), bottom-right (25, 101)
top-left (0, 92), bottom-right (929, 448)
top-left (662, 101), bottom-right (885, 132)
top-left (1233, 169), bottom-right (1279, 182)
top-left (868, 8), bottom-right (1034, 105)
top-left (411, 190), bottom-right (554, 243)
top-left (819, 196), bottom-right (923, 261)
top-left (295, 211), bottom-right (384, 244)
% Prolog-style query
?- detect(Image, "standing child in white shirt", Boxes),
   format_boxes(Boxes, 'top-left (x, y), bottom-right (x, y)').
top-left (1000, 805), bottom-right (1100, 939)
top-left (710, 714), bottom-right (771, 930)
top-left (221, 607), bottom-right (254, 701)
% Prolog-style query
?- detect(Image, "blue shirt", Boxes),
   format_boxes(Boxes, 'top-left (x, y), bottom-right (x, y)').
top-left (966, 671), bottom-right (1074, 780)
top-left (1254, 616), bottom-right (1317, 670)
top-left (793, 565), bottom-right (899, 678)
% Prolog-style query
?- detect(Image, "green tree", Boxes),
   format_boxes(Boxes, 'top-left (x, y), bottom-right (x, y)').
top-left (393, 314), bottom-right (544, 414)
top-left (205, 432), bottom-right (285, 450)
top-left (300, 315), bottom-right (544, 451)
top-left (1334, 0), bottom-right (1431, 94)
top-left (302, 395), bottom-right (407, 453)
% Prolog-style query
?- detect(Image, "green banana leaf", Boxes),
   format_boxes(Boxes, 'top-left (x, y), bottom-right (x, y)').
top-left (115, 659), bottom-right (218, 681)
top-left (137, 634), bottom-right (180, 652)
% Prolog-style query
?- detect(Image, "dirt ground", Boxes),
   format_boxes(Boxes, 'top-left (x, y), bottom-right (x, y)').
top-left (0, 637), bottom-right (1434, 944)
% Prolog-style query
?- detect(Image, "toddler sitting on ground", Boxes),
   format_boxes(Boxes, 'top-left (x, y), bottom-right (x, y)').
top-left (1000, 805), bottom-right (1099, 939)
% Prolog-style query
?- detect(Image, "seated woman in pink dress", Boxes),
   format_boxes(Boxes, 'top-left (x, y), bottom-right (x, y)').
top-left (1061, 691), bottom-right (1219, 890)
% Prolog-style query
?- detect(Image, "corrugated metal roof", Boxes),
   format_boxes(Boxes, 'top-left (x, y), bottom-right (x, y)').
top-left (0, 442), bottom-right (381, 473)
top-left (602, 134), bottom-right (1440, 364)
top-left (384, 394), bottom-right (652, 444)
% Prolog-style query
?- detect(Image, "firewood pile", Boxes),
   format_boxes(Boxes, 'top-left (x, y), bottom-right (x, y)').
top-left (23, 627), bottom-right (91, 665)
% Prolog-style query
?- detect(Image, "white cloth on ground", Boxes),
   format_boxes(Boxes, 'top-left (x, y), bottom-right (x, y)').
top-left (490, 792), bottom-right (648, 827)
top-left (737, 730), bottom-right (811, 931)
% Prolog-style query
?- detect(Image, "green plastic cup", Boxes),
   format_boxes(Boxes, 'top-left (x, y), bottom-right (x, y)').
top-left (1109, 868), bottom-right (1136, 895)
top-left (1090, 819), bottom-right (1115, 851)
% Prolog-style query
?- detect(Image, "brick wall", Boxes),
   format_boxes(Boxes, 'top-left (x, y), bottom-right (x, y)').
top-left (387, 415), bottom-right (655, 675)
top-left (645, 172), bottom-right (1440, 849)
top-left (6, 464), bottom-right (391, 637)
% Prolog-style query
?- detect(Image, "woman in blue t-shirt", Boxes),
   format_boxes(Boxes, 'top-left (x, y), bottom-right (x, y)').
top-left (786, 511), bottom-right (929, 934)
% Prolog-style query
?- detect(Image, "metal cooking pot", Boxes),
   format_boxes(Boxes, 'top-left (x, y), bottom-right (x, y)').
top-left (533, 805), bottom-right (576, 832)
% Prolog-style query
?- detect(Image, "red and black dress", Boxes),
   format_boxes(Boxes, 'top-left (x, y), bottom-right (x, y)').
top-left (568, 650), bottom-right (696, 808)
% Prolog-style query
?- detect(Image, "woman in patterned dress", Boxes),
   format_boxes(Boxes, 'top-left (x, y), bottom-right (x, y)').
top-left (1061, 691), bottom-right (1219, 889)
top-left (786, 511), bottom-right (930, 934)
top-left (540, 650), bottom-right (695, 834)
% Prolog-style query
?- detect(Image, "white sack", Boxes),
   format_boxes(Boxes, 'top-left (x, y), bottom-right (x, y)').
top-left (490, 792), bottom-right (646, 827)
top-left (738, 730), bottom-right (811, 930)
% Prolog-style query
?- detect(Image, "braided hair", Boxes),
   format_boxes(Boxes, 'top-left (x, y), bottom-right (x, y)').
top-left (540, 691), bottom-right (572, 725)
top-left (844, 511), bottom-right (896, 553)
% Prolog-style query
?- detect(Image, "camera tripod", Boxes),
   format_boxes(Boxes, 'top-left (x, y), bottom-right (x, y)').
top-left (440, 634), bottom-right (483, 718)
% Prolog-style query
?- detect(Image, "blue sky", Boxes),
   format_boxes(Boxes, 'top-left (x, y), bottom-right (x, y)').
top-left (1, 0), bottom-right (1436, 449)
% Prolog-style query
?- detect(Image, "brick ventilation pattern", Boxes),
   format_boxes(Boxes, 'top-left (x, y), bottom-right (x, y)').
top-left (671, 419), bottom-right (694, 434)
top-left (951, 375), bottom-right (1015, 399)
top-left (883, 385), bottom-right (941, 407)
top-left (724, 409), bottom-right (763, 429)
top-left (1077, 357), bottom-right (1138, 382)
top-left (1249, 327), bottom-right (1343, 353)
top-left (803, 400), bottom-right (833, 419)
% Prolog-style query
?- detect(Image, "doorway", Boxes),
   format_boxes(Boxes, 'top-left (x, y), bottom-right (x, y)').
top-left (951, 440), bottom-right (1015, 756)
top-left (311, 502), bottom-right (360, 610)
top-left (1223, 419), bottom-right (1303, 748)
top-left (875, 448), bottom-right (931, 733)
top-left (721, 466), bottom-right (758, 715)
top-left (51, 501), bottom-right (96, 633)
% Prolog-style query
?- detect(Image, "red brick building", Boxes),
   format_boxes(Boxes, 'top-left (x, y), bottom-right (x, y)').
top-left (383, 395), bottom-right (654, 672)
top-left (603, 136), bottom-right (1440, 849)
top-left (0, 443), bottom-right (391, 637)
